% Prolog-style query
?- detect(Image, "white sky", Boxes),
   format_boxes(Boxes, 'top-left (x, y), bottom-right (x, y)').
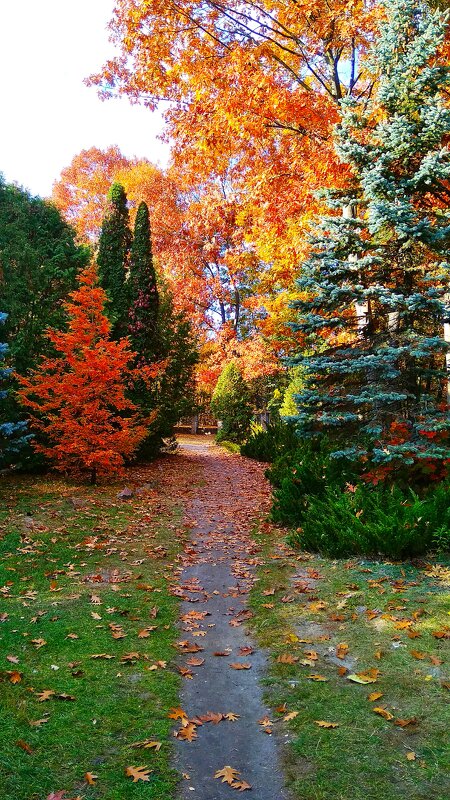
top-left (0, 0), bottom-right (169, 198)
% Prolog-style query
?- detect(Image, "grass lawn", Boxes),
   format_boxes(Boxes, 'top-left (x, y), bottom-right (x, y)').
top-left (0, 468), bottom-right (185, 800)
top-left (250, 524), bottom-right (450, 800)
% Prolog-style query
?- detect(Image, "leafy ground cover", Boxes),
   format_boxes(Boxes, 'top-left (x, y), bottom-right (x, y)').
top-left (250, 526), bottom-right (450, 800)
top-left (0, 463), bottom-right (192, 800)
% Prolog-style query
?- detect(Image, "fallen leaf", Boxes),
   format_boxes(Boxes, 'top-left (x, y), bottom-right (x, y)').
top-left (224, 712), bottom-right (240, 722)
top-left (406, 751), bottom-right (416, 761)
top-left (168, 707), bottom-right (188, 721)
top-left (230, 663), bottom-right (252, 670)
top-left (306, 674), bottom-right (328, 682)
top-left (175, 723), bottom-right (197, 741)
top-left (368, 692), bottom-right (383, 702)
top-left (410, 650), bottom-right (426, 660)
top-left (373, 707), bottom-right (394, 721)
top-left (6, 670), bottom-right (22, 684)
top-left (215, 766), bottom-right (240, 785)
top-left (232, 780), bottom-right (252, 791)
top-left (395, 717), bottom-right (418, 727)
top-left (84, 773), bottom-right (98, 785)
top-left (284, 711), bottom-right (299, 722)
top-left (314, 721), bottom-right (339, 728)
top-left (277, 653), bottom-right (299, 664)
top-left (37, 690), bottom-right (55, 702)
top-left (336, 643), bottom-right (349, 659)
top-left (347, 671), bottom-right (378, 685)
top-left (187, 657), bottom-right (205, 666)
top-left (124, 765), bottom-right (152, 782)
top-left (31, 638), bottom-right (47, 649)
top-left (16, 739), bottom-right (33, 754)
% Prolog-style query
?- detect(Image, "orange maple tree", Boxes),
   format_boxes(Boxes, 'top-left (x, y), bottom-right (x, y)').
top-left (17, 263), bottom-right (155, 483)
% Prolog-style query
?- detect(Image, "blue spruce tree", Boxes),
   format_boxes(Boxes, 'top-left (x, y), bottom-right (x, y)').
top-left (291, 0), bottom-right (450, 474)
top-left (0, 312), bottom-right (29, 465)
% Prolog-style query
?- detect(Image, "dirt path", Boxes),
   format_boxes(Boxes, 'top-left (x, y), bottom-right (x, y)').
top-left (172, 436), bottom-right (288, 799)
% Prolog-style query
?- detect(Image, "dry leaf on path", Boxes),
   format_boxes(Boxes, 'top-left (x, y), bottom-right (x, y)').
top-left (215, 766), bottom-right (240, 785)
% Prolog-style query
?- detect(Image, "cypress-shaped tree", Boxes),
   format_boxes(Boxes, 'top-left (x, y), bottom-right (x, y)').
top-left (97, 182), bottom-right (132, 337)
top-left (0, 312), bottom-right (29, 466)
top-left (211, 361), bottom-right (253, 442)
top-left (128, 201), bottom-right (159, 360)
top-left (290, 0), bottom-right (450, 476)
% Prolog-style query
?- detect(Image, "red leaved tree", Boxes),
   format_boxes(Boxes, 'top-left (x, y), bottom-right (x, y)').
top-left (17, 263), bottom-right (156, 483)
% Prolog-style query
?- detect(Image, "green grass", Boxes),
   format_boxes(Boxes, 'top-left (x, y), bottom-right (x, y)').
top-left (0, 471), bottom-right (185, 800)
top-left (250, 527), bottom-right (450, 800)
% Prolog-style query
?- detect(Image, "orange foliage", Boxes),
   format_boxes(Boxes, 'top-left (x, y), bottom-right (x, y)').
top-left (17, 263), bottom-right (157, 482)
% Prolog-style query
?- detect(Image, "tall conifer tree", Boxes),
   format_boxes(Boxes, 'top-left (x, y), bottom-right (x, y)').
top-left (0, 313), bottom-right (29, 466)
top-left (97, 182), bottom-right (132, 337)
top-left (291, 0), bottom-right (450, 473)
top-left (128, 201), bottom-right (159, 360)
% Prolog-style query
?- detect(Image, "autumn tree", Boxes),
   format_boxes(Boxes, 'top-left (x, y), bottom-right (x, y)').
top-left (97, 182), bottom-right (132, 337)
top-left (88, 1), bottom-right (376, 305)
top-left (51, 146), bottom-right (130, 242)
top-left (17, 264), bottom-right (151, 483)
top-left (291, 0), bottom-right (450, 478)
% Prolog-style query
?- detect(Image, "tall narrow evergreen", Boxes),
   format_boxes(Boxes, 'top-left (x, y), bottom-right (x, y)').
top-left (290, 0), bottom-right (450, 472)
top-left (128, 201), bottom-right (159, 360)
top-left (97, 182), bottom-right (132, 337)
top-left (0, 312), bottom-right (29, 466)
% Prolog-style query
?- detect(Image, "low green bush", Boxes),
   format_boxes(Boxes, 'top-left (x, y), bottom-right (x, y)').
top-left (217, 439), bottom-right (241, 453)
top-left (287, 481), bottom-right (450, 559)
top-left (240, 420), bottom-right (299, 463)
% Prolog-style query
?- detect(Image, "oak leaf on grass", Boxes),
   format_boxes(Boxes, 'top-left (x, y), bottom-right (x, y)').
top-left (125, 765), bottom-right (152, 782)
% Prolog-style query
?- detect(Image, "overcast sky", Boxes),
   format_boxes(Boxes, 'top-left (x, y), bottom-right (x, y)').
top-left (0, 0), bottom-right (169, 198)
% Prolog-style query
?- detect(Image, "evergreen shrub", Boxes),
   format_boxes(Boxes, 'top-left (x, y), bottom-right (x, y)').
top-left (287, 482), bottom-right (450, 559)
top-left (241, 420), bottom-right (299, 463)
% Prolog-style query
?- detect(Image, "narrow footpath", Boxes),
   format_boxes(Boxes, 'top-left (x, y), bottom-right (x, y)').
top-left (172, 436), bottom-right (288, 799)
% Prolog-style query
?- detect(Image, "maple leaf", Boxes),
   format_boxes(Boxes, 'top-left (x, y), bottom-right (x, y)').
top-left (224, 712), bottom-right (240, 722)
top-left (215, 766), bottom-right (240, 785)
top-left (124, 765), bottom-right (152, 782)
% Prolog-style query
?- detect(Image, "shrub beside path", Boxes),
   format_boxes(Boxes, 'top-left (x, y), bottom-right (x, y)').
top-left (172, 435), bottom-right (289, 798)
